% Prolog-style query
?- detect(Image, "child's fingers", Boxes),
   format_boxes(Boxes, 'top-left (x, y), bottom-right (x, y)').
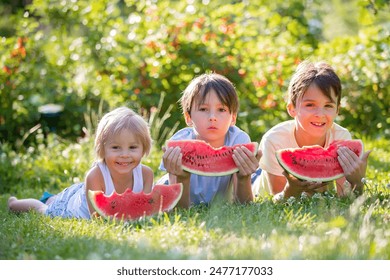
top-left (306, 181), bottom-right (328, 192)
top-left (169, 148), bottom-right (186, 176)
top-left (234, 146), bottom-right (259, 164)
top-left (232, 152), bottom-right (251, 175)
top-left (282, 170), bottom-right (293, 180)
top-left (338, 149), bottom-right (371, 186)
top-left (338, 147), bottom-right (371, 169)
top-left (255, 149), bottom-right (263, 161)
top-left (173, 151), bottom-right (183, 170)
top-left (283, 171), bottom-right (319, 190)
top-left (282, 170), bottom-right (302, 183)
top-left (361, 150), bottom-right (371, 163)
top-left (282, 171), bottom-right (302, 187)
top-left (337, 147), bottom-right (358, 172)
top-left (233, 147), bottom-right (259, 175)
top-left (338, 146), bottom-right (357, 162)
top-left (163, 146), bottom-right (180, 159)
top-left (163, 147), bottom-right (181, 171)
top-left (240, 145), bottom-right (258, 157)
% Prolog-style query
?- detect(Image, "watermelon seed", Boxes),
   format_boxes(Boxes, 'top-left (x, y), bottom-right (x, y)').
top-left (290, 155), bottom-right (297, 165)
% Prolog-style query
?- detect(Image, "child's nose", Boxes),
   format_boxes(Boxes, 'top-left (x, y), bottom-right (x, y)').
top-left (315, 107), bottom-right (326, 116)
top-left (209, 112), bottom-right (217, 121)
top-left (120, 150), bottom-right (131, 157)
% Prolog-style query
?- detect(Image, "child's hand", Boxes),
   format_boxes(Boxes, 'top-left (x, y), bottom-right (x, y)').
top-left (163, 146), bottom-right (189, 178)
top-left (282, 171), bottom-right (329, 198)
top-left (337, 147), bottom-right (371, 188)
top-left (233, 146), bottom-right (262, 177)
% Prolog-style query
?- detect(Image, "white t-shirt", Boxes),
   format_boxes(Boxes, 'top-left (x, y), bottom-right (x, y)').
top-left (252, 120), bottom-right (352, 196)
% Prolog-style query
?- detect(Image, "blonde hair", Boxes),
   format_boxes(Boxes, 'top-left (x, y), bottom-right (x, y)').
top-left (94, 107), bottom-right (152, 162)
top-left (180, 73), bottom-right (239, 116)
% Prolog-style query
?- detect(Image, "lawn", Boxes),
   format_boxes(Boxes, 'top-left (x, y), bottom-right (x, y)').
top-left (0, 136), bottom-right (389, 260)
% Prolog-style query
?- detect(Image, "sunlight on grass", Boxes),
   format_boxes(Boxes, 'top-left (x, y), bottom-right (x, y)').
top-left (0, 137), bottom-right (389, 260)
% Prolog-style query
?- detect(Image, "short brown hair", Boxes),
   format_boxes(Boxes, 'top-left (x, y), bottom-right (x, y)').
top-left (94, 107), bottom-right (152, 162)
top-left (287, 61), bottom-right (342, 107)
top-left (180, 73), bottom-right (239, 116)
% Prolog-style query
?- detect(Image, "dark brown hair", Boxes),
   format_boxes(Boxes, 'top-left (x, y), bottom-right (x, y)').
top-left (287, 61), bottom-right (342, 107)
top-left (180, 73), bottom-right (239, 116)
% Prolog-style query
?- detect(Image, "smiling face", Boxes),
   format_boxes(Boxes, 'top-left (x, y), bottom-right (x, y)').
top-left (288, 84), bottom-right (339, 147)
top-left (103, 129), bottom-right (144, 177)
top-left (185, 89), bottom-right (236, 148)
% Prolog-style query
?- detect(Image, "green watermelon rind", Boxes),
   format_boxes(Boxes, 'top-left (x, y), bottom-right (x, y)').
top-left (89, 190), bottom-right (114, 219)
top-left (88, 183), bottom-right (183, 220)
top-left (182, 166), bottom-right (234, 177)
top-left (166, 140), bottom-right (259, 176)
top-left (275, 139), bottom-right (364, 182)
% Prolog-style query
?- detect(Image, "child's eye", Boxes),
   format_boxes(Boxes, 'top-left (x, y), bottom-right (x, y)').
top-left (199, 107), bottom-right (207, 112)
top-left (129, 145), bottom-right (138, 149)
top-left (219, 107), bottom-right (227, 112)
top-left (112, 146), bottom-right (120, 149)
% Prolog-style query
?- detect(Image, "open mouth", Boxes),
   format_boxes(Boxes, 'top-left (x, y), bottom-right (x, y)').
top-left (311, 122), bottom-right (325, 127)
top-left (116, 162), bottom-right (131, 166)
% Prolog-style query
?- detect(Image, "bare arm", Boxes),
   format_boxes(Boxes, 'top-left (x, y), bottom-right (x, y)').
top-left (85, 166), bottom-right (106, 216)
top-left (170, 173), bottom-right (191, 208)
top-left (267, 172), bottom-right (287, 195)
top-left (232, 146), bottom-right (262, 203)
top-left (163, 146), bottom-right (191, 208)
top-left (233, 174), bottom-right (253, 203)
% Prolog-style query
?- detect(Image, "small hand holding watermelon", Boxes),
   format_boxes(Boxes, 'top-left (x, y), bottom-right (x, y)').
top-left (162, 145), bottom-right (191, 178)
top-left (281, 170), bottom-right (330, 199)
top-left (232, 145), bottom-right (262, 177)
top-left (336, 145), bottom-right (371, 194)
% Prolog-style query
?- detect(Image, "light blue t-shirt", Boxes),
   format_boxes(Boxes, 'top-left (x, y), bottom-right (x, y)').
top-left (158, 126), bottom-right (251, 205)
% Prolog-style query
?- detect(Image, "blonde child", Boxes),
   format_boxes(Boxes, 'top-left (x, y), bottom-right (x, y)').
top-left (157, 73), bottom-right (261, 208)
top-left (252, 61), bottom-right (370, 200)
top-left (8, 107), bottom-right (154, 218)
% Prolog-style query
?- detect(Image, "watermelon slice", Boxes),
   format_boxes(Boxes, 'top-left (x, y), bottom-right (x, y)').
top-left (166, 140), bottom-right (258, 176)
top-left (276, 139), bottom-right (364, 182)
top-left (88, 183), bottom-right (183, 220)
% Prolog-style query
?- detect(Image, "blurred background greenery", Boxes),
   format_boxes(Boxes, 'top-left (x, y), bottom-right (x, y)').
top-left (0, 0), bottom-right (389, 151)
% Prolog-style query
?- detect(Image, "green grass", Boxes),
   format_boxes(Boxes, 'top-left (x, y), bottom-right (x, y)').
top-left (0, 136), bottom-right (389, 260)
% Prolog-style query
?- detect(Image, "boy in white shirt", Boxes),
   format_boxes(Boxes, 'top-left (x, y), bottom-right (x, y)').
top-left (252, 61), bottom-right (370, 200)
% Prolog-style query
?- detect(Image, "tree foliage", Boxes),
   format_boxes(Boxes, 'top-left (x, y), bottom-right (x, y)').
top-left (0, 0), bottom-right (389, 149)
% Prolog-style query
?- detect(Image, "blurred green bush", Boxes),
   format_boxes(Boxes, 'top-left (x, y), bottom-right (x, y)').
top-left (0, 0), bottom-right (389, 150)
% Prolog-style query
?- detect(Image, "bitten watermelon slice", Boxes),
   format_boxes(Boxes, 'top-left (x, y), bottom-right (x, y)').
top-left (88, 183), bottom-right (183, 220)
top-left (166, 140), bottom-right (258, 176)
top-left (276, 139), bottom-right (364, 182)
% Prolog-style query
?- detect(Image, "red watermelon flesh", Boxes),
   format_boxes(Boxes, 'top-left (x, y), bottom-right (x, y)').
top-left (166, 140), bottom-right (259, 176)
top-left (88, 183), bottom-right (183, 220)
top-left (276, 139), bottom-right (364, 182)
